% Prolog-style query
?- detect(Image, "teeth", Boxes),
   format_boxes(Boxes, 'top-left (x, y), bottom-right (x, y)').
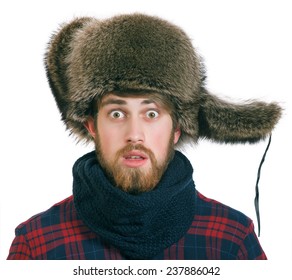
top-left (128, 156), bottom-right (142, 159)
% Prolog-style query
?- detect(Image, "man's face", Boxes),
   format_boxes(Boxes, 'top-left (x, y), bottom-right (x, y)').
top-left (85, 93), bottom-right (181, 194)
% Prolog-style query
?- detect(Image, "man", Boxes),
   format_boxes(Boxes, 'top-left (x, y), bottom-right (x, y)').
top-left (7, 14), bottom-right (281, 260)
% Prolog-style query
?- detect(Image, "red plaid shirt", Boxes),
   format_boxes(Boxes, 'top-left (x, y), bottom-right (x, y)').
top-left (7, 192), bottom-right (267, 260)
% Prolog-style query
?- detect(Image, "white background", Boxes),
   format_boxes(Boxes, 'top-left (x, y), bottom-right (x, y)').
top-left (0, 0), bottom-right (291, 276)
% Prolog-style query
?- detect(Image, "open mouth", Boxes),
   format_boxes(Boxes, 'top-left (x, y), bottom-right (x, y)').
top-left (122, 150), bottom-right (148, 167)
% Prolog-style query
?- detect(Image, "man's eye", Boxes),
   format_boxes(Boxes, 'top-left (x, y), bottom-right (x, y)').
top-left (109, 110), bottom-right (125, 119)
top-left (146, 110), bottom-right (159, 119)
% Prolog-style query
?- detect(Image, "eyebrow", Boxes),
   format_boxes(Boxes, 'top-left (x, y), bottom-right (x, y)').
top-left (100, 98), bottom-right (157, 107)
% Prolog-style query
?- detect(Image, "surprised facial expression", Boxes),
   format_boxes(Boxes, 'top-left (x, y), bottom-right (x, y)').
top-left (85, 94), bottom-right (181, 194)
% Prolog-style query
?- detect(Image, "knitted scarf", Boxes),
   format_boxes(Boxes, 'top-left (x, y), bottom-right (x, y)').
top-left (73, 150), bottom-right (197, 259)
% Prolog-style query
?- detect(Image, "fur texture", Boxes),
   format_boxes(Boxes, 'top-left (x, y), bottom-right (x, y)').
top-left (44, 14), bottom-right (282, 145)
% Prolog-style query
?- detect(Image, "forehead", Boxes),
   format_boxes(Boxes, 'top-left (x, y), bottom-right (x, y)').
top-left (99, 93), bottom-right (165, 107)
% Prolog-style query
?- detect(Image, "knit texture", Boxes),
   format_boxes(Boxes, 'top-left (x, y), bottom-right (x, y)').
top-left (73, 150), bottom-right (197, 259)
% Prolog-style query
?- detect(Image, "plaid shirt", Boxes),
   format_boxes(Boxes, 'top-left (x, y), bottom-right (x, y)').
top-left (7, 192), bottom-right (267, 260)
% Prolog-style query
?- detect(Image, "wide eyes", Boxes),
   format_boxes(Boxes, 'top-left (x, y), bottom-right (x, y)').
top-left (109, 110), bottom-right (125, 119)
top-left (146, 110), bottom-right (159, 119)
top-left (109, 110), bottom-right (159, 120)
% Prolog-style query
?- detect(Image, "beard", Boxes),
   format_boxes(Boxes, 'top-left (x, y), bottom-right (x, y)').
top-left (94, 134), bottom-right (175, 195)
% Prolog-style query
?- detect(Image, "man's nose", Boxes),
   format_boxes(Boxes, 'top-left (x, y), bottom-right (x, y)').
top-left (125, 117), bottom-right (145, 144)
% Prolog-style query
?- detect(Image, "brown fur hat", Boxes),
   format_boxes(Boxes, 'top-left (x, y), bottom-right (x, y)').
top-left (45, 13), bottom-right (282, 145)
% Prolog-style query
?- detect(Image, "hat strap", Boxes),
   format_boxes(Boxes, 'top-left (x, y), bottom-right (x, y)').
top-left (254, 134), bottom-right (272, 237)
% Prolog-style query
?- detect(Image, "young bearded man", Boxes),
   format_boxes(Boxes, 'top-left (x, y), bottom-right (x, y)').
top-left (7, 14), bottom-right (281, 260)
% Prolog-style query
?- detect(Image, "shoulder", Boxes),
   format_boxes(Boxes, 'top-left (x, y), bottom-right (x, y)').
top-left (195, 190), bottom-right (252, 227)
top-left (15, 196), bottom-right (76, 236)
top-left (186, 191), bottom-right (266, 259)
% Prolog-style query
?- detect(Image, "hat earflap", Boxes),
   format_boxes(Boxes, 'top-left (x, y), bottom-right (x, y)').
top-left (198, 88), bottom-right (282, 143)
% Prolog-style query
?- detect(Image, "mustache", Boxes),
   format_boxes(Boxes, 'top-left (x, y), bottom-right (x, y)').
top-left (115, 144), bottom-right (155, 161)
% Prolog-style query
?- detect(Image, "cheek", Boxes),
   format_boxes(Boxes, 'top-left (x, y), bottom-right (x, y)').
top-left (97, 123), bottom-right (121, 159)
top-left (146, 120), bottom-right (174, 159)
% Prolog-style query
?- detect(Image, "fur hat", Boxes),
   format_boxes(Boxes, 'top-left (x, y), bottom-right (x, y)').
top-left (45, 13), bottom-right (282, 145)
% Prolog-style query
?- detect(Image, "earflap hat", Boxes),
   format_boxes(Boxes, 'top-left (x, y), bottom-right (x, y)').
top-left (45, 13), bottom-right (282, 236)
top-left (45, 13), bottom-right (282, 145)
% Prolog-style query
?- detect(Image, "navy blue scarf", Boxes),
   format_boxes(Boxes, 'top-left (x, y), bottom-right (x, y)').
top-left (73, 150), bottom-right (197, 259)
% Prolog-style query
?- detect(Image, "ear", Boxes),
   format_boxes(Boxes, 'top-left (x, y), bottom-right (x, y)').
top-left (83, 117), bottom-right (96, 139)
top-left (173, 126), bottom-right (181, 145)
top-left (198, 89), bottom-right (282, 143)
